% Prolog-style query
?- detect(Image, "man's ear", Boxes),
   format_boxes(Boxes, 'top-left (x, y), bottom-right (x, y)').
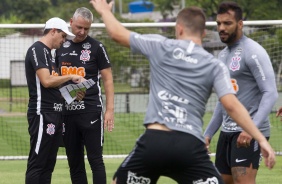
top-left (202, 29), bottom-right (206, 39)
top-left (51, 28), bottom-right (57, 36)
top-left (175, 23), bottom-right (184, 38)
top-left (238, 20), bottom-right (243, 30)
top-left (70, 18), bottom-right (73, 26)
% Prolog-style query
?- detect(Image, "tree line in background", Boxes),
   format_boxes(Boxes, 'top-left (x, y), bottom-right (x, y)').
top-left (0, 0), bottom-right (281, 23)
top-left (0, 0), bottom-right (281, 89)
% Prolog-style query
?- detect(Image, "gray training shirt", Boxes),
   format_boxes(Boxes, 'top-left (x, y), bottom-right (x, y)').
top-left (204, 35), bottom-right (278, 138)
top-left (129, 32), bottom-right (235, 143)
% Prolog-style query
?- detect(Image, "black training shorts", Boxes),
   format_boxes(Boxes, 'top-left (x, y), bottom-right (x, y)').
top-left (215, 131), bottom-right (266, 175)
top-left (114, 129), bottom-right (224, 184)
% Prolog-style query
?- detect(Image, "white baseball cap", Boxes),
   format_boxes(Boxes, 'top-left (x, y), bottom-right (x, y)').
top-left (44, 17), bottom-right (75, 40)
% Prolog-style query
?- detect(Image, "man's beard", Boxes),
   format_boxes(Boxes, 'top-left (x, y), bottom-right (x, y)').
top-left (220, 25), bottom-right (238, 44)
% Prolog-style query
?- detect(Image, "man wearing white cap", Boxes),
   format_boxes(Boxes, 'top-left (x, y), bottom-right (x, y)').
top-left (25, 17), bottom-right (85, 184)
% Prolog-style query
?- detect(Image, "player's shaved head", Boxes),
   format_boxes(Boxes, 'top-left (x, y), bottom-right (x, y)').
top-left (176, 7), bottom-right (206, 35)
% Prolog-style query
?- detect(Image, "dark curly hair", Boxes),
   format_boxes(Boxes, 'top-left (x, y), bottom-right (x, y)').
top-left (217, 1), bottom-right (243, 21)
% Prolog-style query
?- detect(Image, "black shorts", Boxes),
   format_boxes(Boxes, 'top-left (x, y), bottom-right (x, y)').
top-left (62, 111), bottom-right (105, 183)
top-left (114, 129), bottom-right (223, 184)
top-left (26, 112), bottom-right (63, 184)
top-left (215, 131), bottom-right (267, 175)
top-left (27, 112), bottom-right (63, 156)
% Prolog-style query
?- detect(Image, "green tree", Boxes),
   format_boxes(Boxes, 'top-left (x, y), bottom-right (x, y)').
top-left (0, 0), bottom-right (51, 23)
top-left (20, 0), bottom-right (51, 23)
top-left (154, 0), bottom-right (178, 17)
top-left (236, 0), bottom-right (282, 20)
top-left (189, 0), bottom-right (282, 20)
top-left (0, 0), bottom-right (281, 23)
top-left (0, 0), bottom-right (12, 17)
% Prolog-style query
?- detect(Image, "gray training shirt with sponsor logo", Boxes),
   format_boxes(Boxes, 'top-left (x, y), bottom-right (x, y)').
top-left (129, 32), bottom-right (235, 143)
top-left (204, 35), bottom-right (278, 138)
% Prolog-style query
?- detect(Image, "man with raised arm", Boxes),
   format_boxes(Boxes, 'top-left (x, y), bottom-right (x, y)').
top-left (90, 1), bottom-right (275, 184)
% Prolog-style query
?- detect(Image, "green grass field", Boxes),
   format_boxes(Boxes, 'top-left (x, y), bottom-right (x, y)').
top-left (1, 85), bottom-right (282, 155)
top-left (0, 156), bottom-right (282, 184)
top-left (1, 86), bottom-right (282, 183)
top-left (1, 112), bottom-right (282, 156)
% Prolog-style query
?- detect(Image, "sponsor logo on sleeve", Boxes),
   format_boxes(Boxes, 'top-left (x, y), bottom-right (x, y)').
top-left (32, 47), bottom-right (38, 66)
top-left (252, 54), bottom-right (266, 81)
top-left (43, 48), bottom-right (50, 66)
top-left (99, 44), bottom-right (110, 63)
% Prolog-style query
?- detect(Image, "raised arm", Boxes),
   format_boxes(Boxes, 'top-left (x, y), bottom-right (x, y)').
top-left (90, 0), bottom-right (131, 47)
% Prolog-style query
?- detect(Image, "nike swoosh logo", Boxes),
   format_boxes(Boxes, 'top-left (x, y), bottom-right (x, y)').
top-left (90, 119), bottom-right (99, 124)
top-left (235, 158), bottom-right (247, 163)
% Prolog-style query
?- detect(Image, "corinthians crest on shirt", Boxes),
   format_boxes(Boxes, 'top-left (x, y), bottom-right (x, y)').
top-left (46, 123), bottom-right (55, 135)
top-left (80, 50), bottom-right (91, 64)
top-left (229, 48), bottom-right (242, 72)
top-left (229, 55), bottom-right (241, 72)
